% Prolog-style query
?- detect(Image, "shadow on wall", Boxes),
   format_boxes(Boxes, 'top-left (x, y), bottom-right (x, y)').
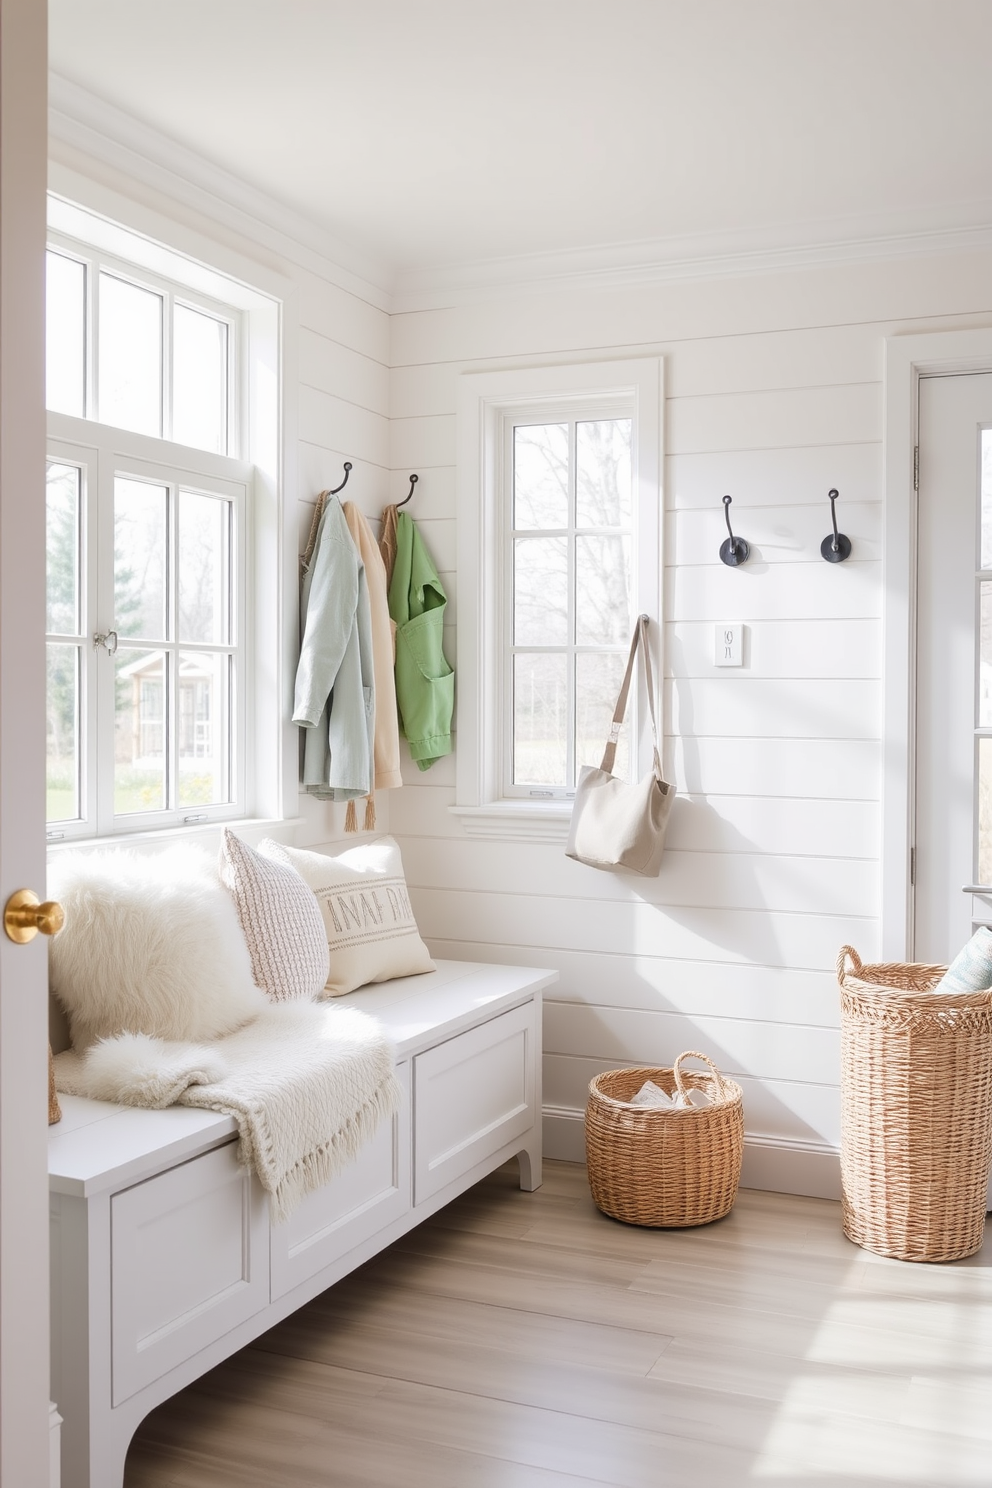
top-left (543, 965), bottom-right (837, 1154)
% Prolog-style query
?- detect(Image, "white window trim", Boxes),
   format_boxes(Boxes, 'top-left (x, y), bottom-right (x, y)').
top-left (47, 230), bottom-right (242, 452)
top-left (45, 177), bottom-right (300, 849)
top-left (882, 328), bottom-right (992, 958)
top-left (454, 357), bottom-right (663, 842)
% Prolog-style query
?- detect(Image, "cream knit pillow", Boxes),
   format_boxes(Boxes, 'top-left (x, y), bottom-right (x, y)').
top-left (218, 829), bottom-right (329, 1002)
top-left (259, 836), bottom-right (434, 997)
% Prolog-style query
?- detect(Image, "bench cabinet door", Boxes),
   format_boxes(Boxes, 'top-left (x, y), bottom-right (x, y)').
top-left (270, 1061), bottom-right (411, 1301)
top-left (414, 1001), bottom-right (537, 1204)
top-left (111, 1141), bottom-right (268, 1405)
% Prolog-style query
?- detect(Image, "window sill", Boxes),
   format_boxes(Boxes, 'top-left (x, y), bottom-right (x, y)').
top-left (46, 817), bottom-right (305, 857)
top-left (449, 802), bottom-right (572, 843)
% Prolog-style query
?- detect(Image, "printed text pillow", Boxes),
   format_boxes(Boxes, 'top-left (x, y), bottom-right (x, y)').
top-left (259, 836), bottom-right (434, 996)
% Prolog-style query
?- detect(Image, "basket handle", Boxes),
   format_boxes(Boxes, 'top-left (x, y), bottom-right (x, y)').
top-left (673, 1050), bottom-right (726, 1102)
top-left (837, 945), bottom-right (864, 984)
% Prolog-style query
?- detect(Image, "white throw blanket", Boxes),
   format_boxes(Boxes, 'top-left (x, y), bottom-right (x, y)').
top-left (54, 1002), bottom-right (401, 1222)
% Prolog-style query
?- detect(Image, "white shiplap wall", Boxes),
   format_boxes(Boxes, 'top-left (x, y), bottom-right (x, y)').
top-left (387, 248), bottom-right (992, 1196)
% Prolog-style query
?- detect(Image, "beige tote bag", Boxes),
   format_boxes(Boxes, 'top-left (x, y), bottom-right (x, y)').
top-left (565, 615), bottom-right (674, 876)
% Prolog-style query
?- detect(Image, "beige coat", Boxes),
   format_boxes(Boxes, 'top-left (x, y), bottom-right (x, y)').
top-left (342, 501), bottom-right (403, 791)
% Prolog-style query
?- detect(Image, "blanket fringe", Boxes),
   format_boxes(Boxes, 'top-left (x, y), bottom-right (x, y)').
top-left (261, 1068), bottom-right (402, 1223)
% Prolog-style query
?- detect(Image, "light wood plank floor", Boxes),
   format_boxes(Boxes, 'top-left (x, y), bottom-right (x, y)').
top-left (124, 1161), bottom-right (992, 1487)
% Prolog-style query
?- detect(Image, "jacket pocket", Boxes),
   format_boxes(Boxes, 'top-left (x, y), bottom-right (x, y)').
top-left (395, 612), bottom-right (453, 758)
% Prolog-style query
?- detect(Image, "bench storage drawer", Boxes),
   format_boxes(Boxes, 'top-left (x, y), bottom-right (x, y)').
top-left (111, 1141), bottom-right (268, 1405)
top-left (413, 1001), bottom-right (537, 1204)
top-left (270, 1062), bottom-right (411, 1300)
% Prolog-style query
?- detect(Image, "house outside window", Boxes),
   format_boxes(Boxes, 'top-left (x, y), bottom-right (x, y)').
top-left (454, 358), bottom-right (663, 840)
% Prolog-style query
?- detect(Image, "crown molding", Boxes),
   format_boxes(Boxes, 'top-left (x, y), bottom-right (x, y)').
top-left (48, 73), bottom-right (395, 312)
top-left (391, 203), bottom-right (992, 312)
top-left (49, 73), bottom-right (992, 318)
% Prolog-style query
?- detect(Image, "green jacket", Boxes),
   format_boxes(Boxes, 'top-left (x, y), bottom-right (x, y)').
top-left (387, 512), bottom-right (453, 770)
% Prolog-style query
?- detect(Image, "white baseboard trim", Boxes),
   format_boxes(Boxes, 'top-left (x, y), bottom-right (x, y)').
top-left (543, 1106), bottom-right (841, 1201)
top-left (543, 1105), bottom-right (587, 1163)
top-left (49, 1402), bottom-right (62, 1488)
top-left (739, 1132), bottom-right (841, 1200)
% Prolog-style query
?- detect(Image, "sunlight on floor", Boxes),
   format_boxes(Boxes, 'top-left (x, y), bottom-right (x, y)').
top-left (752, 1236), bottom-right (992, 1481)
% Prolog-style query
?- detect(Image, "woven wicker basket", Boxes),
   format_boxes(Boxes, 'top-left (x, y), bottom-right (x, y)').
top-left (585, 1052), bottom-right (744, 1227)
top-left (838, 945), bottom-right (992, 1262)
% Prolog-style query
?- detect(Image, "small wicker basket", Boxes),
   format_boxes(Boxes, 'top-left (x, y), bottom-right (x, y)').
top-left (838, 945), bottom-right (992, 1262)
top-left (585, 1052), bottom-right (744, 1227)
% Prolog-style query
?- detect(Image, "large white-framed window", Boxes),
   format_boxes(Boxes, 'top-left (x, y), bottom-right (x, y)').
top-left (454, 359), bottom-right (662, 840)
top-left (44, 202), bottom-right (283, 841)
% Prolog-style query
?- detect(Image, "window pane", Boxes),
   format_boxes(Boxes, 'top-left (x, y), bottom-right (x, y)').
top-left (980, 582), bottom-right (992, 728)
top-left (575, 534), bottom-right (631, 645)
top-left (513, 652), bottom-right (567, 787)
top-left (979, 736), bottom-right (992, 884)
top-left (115, 649), bottom-right (166, 814)
top-left (46, 251), bottom-right (86, 417)
top-left (513, 424), bottom-right (568, 530)
top-left (98, 272), bottom-right (162, 436)
top-left (576, 651), bottom-right (629, 781)
top-left (982, 430), bottom-right (992, 570)
top-left (173, 304), bottom-right (228, 454)
top-left (47, 644), bottom-right (80, 823)
top-left (46, 462), bottom-right (80, 635)
top-left (179, 491), bottom-right (231, 644)
top-left (513, 535), bottom-right (567, 646)
top-left (576, 418), bottom-right (632, 528)
top-left (178, 652), bottom-right (231, 806)
top-left (115, 478), bottom-right (168, 639)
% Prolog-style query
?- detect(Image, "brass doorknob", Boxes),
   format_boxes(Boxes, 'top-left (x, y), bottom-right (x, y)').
top-left (4, 889), bottom-right (65, 944)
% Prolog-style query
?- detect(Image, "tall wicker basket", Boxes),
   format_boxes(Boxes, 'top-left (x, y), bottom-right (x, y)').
top-left (838, 945), bottom-right (992, 1262)
top-left (585, 1052), bottom-right (744, 1227)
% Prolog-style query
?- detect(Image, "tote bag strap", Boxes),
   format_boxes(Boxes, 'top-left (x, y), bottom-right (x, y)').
top-left (599, 613), bottom-right (659, 773)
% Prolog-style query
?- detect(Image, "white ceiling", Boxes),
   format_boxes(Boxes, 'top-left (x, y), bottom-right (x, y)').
top-left (48, 0), bottom-right (992, 295)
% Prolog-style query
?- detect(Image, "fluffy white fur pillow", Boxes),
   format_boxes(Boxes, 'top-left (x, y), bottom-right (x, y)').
top-left (48, 845), bottom-right (267, 1049)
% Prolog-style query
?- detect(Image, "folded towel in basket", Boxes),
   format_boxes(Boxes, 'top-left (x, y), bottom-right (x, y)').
top-left (629, 1078), bottom-right (709, 1110)
top-left (933, 926), bottom-right (992, 995)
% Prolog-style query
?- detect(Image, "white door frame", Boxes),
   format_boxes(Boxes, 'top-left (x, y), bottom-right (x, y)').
top-left (0, 0), bottom-right (51, 1483)
top-left (883, 329), bottom-right (992, 959)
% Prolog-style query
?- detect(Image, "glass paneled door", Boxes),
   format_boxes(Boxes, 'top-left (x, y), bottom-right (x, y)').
top-left (914, 372), bottom-right (992, 961)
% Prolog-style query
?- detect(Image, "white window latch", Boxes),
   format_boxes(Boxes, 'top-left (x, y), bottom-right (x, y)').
top-left (93, 630), bottom-right (118, 655)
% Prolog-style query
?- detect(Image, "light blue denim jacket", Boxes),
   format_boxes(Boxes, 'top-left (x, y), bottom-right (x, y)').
top-left (293, 495), bottom-right (375, 800)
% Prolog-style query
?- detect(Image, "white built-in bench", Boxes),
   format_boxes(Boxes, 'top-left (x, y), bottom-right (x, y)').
top-left (49, 960), bottom-right (555, 1488)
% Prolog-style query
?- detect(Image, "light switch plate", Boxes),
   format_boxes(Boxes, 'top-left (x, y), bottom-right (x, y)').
top-left (715, 623), bottom-right (744, 666)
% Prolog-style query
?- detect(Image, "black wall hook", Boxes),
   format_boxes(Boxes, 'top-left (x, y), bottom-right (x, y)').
top-left (821, 488), bottom-right (852, 563)
top-left (719, 495), bottom-right (750, 566)
top-left (329, 461), bottom-right (352, 495)
top-left (397, 473), bottom-right (418, 509)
